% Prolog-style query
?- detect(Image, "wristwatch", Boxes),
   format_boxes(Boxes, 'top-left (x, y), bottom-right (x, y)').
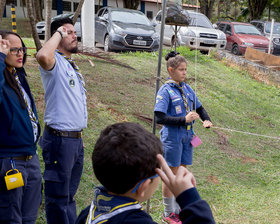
top-left (56, 30), bottom-right (63, 39)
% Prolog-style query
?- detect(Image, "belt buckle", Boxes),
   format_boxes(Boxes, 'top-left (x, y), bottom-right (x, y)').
top-left (26, 155), bottom-right (33, 161)
top-left (186, 125), bottom-right (191, 130)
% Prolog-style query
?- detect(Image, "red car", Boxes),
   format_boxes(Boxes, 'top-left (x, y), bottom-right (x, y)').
top-left (217, 21), bottom-right (270, 55)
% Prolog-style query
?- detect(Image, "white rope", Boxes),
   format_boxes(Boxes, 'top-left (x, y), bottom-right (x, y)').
top-left (211, 126), bottom-right (280, 140)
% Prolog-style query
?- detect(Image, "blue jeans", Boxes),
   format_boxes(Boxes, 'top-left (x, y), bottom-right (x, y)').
top-left (0, 154), bottom-right (42, 224)
top-left (39, 129), bottom-right (84, 224)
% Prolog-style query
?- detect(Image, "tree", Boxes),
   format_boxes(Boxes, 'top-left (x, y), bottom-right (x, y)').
top-left (73, 0), bottom-right (85, 24)
top-left (198, 0), bottom-right (216, 20)
top-left (44, 0), bottom-right (52, 41)
top-left (247, 0), bottom-right (268, 20)
top-left (26, 0), bottom-right (42, 51)
top-left (0, 0), bottom-right (7, 26)
top-left (123, 0), bottom-right (140, 9)
top-left (33, 0), bottom-right (43, 22)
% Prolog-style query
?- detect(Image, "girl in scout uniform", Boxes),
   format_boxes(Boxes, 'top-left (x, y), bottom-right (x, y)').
top-left (154, 51), bottom-right (212, 224)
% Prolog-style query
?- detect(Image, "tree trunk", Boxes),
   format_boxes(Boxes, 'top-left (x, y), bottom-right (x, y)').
top-left (198, 0), bottom-right (216, 19)
top-left (26, 0), bottom-right (42, 51)
top-left (44, 0), bottom-right (52, 41)
top-left (33, 0), bottom-right (43, 21)
top-left (0, 0), bottom-right (7, 26)
top-left (248, 0), bottom-right (268, 20)
top-left (20, 0), bottom-right (26, 18)
top-left (73, 0), bottom-right (85, 25)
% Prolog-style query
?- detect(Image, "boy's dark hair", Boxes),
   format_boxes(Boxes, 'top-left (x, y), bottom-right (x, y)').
top-left (92, 122), bottom-right (163, 194)
top-left (51, 17), bottom-right (74, 36)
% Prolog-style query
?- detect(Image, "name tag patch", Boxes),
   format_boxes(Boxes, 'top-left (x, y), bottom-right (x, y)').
top-left (175, 105), bottom-right (182, 114)
top-left (69, 79), bottom-right (75, 87)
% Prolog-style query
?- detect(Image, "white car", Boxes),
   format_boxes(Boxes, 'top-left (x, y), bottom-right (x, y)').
top-left (36, 13), bottom-right (81, 40)
top-left (152, 10), bottom-right (227, 52)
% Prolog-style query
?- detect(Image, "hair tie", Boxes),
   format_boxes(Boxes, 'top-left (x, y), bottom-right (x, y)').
top-left (165, 51), bottom-right (180, 61)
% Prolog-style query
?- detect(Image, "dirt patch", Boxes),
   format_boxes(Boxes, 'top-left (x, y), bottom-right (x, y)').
top-left (107, 107), bottom-right (128, 122)
top-left (240, 156), bottom-right (258, 164)
top-left (213, 129), bottom-right (229, 145)
top-left (207, 175), bottom-right (219, 184)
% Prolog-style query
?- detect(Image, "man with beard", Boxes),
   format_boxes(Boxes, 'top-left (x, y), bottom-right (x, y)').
top-left (36, 18), bottom-right (87, 224)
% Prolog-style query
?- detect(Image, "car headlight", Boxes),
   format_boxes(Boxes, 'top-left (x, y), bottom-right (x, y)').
top-left (273, 38), bottom-right (280, 44)
top-left (219, 32), bottom-right (226, 40)
top-left (185, 30), bottom-right (196, 37)
top-left (151, 32), bottom-right (159, 39)
top-left (242, 42), bottom-right (254, 47)
top-left (113, 25), bottom-right (126, 37)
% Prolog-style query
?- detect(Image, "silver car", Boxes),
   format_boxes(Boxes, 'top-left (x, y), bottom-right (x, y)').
top-left (36, 13), bottom-right (81, 40)
top-left (152, 10), bottom-right (226, 52)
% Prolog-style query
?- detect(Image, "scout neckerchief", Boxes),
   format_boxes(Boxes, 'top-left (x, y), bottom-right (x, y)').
top-left (86, 187), bottom-right (143, 224)
top-left (13, 69), bottom-right (38, 142)
top-left (56, 50), bottom-right (86, 91)
top-left (165, 79), bottom-right (190, 113)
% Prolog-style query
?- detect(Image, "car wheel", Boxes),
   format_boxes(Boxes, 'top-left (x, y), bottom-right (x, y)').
top-left (232, 44), bottom-right (240, 55)
top-left (104, 35), bottom-right (111, 52)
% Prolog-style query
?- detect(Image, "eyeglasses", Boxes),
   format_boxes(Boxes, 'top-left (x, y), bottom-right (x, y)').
top-left (9, 47), bottom-right (27, 55)
top-left (131, 174), bottom-right (159, 193)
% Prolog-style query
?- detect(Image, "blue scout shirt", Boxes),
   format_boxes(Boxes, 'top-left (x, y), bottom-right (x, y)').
top-left (0, 53), bottom-right (39, 157)
top-left (39, 52), bottom-right (87, 131)
top-left (154, 82), bottom-right (201, 120)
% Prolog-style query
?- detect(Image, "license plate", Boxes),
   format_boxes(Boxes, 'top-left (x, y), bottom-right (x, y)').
top-left (133, 40), bottom-right (146, 46)
top-left (204, 40), bottom-right (214, 44)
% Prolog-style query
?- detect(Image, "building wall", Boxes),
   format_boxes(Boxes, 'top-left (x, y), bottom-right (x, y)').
top-left (4, 0), bottom-right (198, 21)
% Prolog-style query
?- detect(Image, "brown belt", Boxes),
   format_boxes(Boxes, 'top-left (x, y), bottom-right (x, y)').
top-left (45, 125), bottom-right (82, 138)
top-left (13, 155), bottom-right (33, 161)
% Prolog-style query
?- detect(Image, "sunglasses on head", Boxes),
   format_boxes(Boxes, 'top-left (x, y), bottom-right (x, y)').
top-left (9, 47), bottom-right (27, 55)
top-left (131, 174), bottom-right (159, 193)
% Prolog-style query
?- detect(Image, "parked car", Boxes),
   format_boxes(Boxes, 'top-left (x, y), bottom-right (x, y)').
top-left (95, 7), bottom-right (159, 52)
top-left (250, 20), bottom-right (280, 55)
top-left (152, 10), bottom-right (227, 52)
top-left (36, 13), bottom-right (81, 40)
top-left (217, 21), bottom-right (270, 55)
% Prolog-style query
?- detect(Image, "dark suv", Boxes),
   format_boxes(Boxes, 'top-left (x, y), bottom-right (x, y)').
top-left (250, 20), bottom-right (280, 55)
top-left (217, 21), bottom-right (270, 55)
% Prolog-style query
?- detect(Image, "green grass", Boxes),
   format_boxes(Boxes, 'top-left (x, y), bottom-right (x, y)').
top-left (21, 40), bottom-right (280, 224)
top-left (1, 18), bottom-right (33, 38)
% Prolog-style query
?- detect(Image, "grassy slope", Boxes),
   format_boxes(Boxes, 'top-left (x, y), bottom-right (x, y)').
top-left (21, 39), bottom-right (280, 224)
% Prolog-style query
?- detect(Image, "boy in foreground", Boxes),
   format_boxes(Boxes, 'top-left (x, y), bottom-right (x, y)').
top-left (75, 122), bottom-right (215, 224)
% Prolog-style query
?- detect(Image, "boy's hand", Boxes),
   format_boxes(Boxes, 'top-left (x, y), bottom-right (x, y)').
top-left (185, 112), bottom-right (199, 123)
top-left (156, 154), bottom-right (196, 198)
top-left (0, 35), bottom-right (10, 55)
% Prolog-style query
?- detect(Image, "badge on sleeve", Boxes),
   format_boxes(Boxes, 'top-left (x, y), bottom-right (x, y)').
top-left (69, 79), bottom-right (75, 87)
top-left (175, 105), bottom-right (182, 114)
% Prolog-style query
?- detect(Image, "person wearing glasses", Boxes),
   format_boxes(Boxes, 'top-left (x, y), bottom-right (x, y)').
top-left (75, 122), bottom-right (215, 224)
top-left (0, 31), bottom-right (42, 223)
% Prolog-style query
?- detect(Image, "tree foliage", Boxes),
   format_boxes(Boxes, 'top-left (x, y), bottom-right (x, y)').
top-left (248, 0), bottom-right (268, 20)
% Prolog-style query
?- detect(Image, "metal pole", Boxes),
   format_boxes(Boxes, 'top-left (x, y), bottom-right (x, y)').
top-left (268, 19), bottom-right (274, 55)
top-left (11, 4), bottom-right (17, 33)
top-left (146, 0), bottom-right (167, 214)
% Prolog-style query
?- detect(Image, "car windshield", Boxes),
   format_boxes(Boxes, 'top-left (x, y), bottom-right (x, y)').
top-left (265, 22), bottom-right (280, 34)
top-left (188, 13), bottom-right (213, 28)
top-left (111, 11), bottom-right (151, 25)
top-left (234, 24), bottom-right (261, 35)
